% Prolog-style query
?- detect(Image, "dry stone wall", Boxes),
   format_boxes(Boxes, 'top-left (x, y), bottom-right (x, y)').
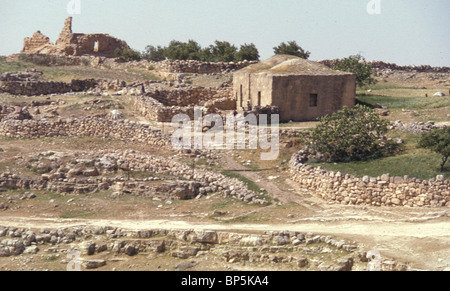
top-left (0, 79), bottom-right (98, 96)
top-left (116, 59), bottom-right (258, 74)
top-left (134, 87), bottom-right (234, 122)
top-left (0, 70), bottom-right (127, 96)
top-left (319, 60), bottom-right (450, 73)
top-left (0, 117), bottom-right (169, 146)
top-left (146, 87), bottom-right (231, 107)
top-left (289, 153), bottom-right (450, 208)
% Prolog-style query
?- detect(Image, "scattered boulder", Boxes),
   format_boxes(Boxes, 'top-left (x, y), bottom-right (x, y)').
top-left (176, 260), bottom-right (198, 271)
top-left (80, 241), bottom-right (96, 256)
top-left (82, 259), bottom-right (106, 270)
top-left (196, 231), bottom-right (218, 244)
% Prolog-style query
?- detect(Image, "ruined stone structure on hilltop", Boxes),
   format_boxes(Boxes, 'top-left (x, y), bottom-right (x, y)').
top-left (21, 17), bottom-right (130, 58)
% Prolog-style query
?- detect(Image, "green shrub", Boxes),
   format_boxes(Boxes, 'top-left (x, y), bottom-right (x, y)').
top-left (142, 45), bottom-right (166, 61)
top-left (418, 127), bottom-right (450, 172)
top-left (115, 48), bottom-right (142, 61)
top-left (332, 54), bottom-right (377, 87)
top-left (309, 105), bottom-right (396, 162)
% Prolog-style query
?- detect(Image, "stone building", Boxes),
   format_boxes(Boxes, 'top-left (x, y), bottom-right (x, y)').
top-left (21, 17), bottom-right (130, 58)
top-left (233, 55), bottom-right (356, 122)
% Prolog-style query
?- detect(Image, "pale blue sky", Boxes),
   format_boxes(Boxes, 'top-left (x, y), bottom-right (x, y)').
top-left (0, 0), bottom-right (449, 66)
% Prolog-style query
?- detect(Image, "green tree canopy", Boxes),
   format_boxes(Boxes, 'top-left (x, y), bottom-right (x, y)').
top-left (236, 43), bottom-right (260, 62)
top-left (332, 54), bottom-right (377, 87)
top-left (163, 40), bottom-right (203, 61)
top-left (142, 45), bottom-right (166, 61)
top-left (114, 48), bottom-right (142, 61)
top-left (142, 40), bottom-right (261, 63)
top-left (208, 41), bottom-right (238, 62)
top-left (309, 105), bottom-right (395, 163)
top-left (273, 41), bottom-right (310, 59)
top-left (418, 127), bottom-right (450, 172)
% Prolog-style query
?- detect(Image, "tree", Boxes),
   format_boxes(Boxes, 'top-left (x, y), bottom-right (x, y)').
top-left (114, 48), bottom-right (142, 61)
top-left (163, 40), bottom-right (203, 61)
top-left (332, 54), bottom-right (377, 87)
top-left (273, 41), bottom-right (310, 59)
top-left (418, 127), bottom-right (450, 172)
top-left (142, 45), bottom-right (166, 61)
top-left (236, 43), bottom-right (260, 62)
top-left (309, 105), bottom-right (394, 162)
top-left (208, 41), bottom-right (238, 62)
top-left (199, 47), bottom-right (214, 62)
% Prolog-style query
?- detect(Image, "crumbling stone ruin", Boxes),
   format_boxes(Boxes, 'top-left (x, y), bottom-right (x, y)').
top-left (0, 69), bottom-right (126, 96)
top-left (0, 148), bottom-right (268, 205)
top-left (389, 120), bottom-right (447, 134)
top-left (22, 17), bottom-right (130, 58)
top-left (0, 225), bottom-right (410, 271)
top-left (134, 87), bottom-right (234, 122)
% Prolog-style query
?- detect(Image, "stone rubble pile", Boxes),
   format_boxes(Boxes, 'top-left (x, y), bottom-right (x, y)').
top-left (390, 120), bottom-right (448, 134)
top-left (0, 225), bottom-right (408, 271)
top-left (0, 149), bottom-right (268, 205)
top-left (0, 70), bottom-right (43, 82)
top-left (0, 106), bottom-right (33, 121)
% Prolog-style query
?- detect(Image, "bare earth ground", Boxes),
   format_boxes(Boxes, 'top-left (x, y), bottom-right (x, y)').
top-left (0, 63), bottom-right (449, 271)
top-left (0, 147), bottom-right (448, 271)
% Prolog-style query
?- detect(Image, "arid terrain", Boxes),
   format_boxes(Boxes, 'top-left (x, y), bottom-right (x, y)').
top-left (0, 54), bottom-right (449, 271)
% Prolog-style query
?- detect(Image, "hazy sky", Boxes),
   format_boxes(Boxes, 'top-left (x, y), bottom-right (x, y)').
top-left (0, 0), bottom-right (449, 66)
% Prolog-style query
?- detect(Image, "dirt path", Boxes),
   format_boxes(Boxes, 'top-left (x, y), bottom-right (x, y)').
top-left (1, 152), bottom-right (448, 271)
top-left (207, 152), bottom-right (450, 271)
top-left (220, 151), bottom-right (307, 205)
top-left (0, 215), bottom-right (448, 271)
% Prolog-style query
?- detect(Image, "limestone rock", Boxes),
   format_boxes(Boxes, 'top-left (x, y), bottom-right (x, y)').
top-left (82, 259), bottom-right (106, 270)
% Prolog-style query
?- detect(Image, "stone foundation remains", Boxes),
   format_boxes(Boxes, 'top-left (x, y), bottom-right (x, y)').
top-left (134, 87), bottom-right (234, 122)
top-left (0, 148), bottom-right (268, 205)
top-left (0, 224), bottom-right (409, 271)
